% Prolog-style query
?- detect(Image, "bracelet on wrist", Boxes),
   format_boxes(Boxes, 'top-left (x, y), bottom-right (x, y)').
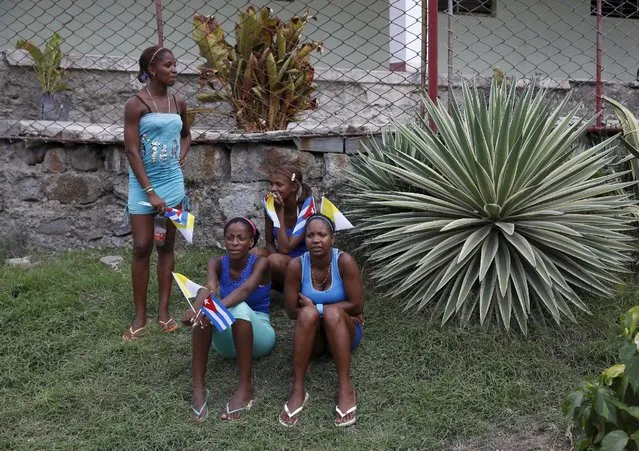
top-left (143, 185), bottom-right (154, 193)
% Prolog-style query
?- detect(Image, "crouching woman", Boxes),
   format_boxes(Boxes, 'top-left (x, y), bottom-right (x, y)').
top-left (182, 217), bottom-right (275, 422)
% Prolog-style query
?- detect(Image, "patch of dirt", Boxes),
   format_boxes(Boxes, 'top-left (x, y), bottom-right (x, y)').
top-left (448, 423), bottom-right (571, 451)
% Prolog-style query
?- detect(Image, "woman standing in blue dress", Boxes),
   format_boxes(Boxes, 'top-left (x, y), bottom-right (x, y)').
top-left (122, 46), bottom-right (191, 340)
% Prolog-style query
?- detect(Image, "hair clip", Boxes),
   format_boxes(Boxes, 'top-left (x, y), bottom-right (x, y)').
top-left (291, 173), bottom-right (296, 182)
top-left (139, 71), bottom-right (149, 81)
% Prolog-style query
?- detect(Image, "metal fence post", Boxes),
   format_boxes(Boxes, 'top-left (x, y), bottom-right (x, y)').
top-left (155, 0), bottom-right (164, 47)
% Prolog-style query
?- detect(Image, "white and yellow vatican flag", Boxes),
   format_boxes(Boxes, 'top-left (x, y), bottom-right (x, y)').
top-left (172, 272), bottom-right (205, 312)
top-left (320, 196), bottom-right (354, 231)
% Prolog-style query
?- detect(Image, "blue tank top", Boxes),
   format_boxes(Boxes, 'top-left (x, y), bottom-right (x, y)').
top-left (273, 226), bottom-right (308, 258)
top-left (300, 248), bottom-right (345, 304)
top-left (220, 254), bottom-right (271, 314)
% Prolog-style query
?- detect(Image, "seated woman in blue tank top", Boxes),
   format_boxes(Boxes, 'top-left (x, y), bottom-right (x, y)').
top-left (181, 218), bottom-right (275, 423)
top-left (278, 214), bottom-right (365, 428)
top-left (252, 166), bottom-right (311, 290)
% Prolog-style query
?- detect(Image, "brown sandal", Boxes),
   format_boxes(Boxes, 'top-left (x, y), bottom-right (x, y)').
top-left (158, 318), bottom-right (179, 334)
top-left (122, 323), bottom-right (147, 341)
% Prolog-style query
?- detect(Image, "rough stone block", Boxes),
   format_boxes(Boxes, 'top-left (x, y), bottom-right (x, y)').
top-left (100, 255), bottom-right (124, 269)
top-left (5, 256), bottom-right (32, 268)
top-left (294, 137), bottom-right (344, 153)
top-left (218, 183), bottom-right (266, 222)
top-left (112, 176), bottom-right (128, 203)
top-left (17, 177), bottom-right (44, 201)
top-left (71, 145), bottom-right (103, 172)
top-left (323, 153), bottom-right (353, 189)
top-left (183, 144), bottom-right (230, 184)
top-left (43, 148), bottom-right (66, 173)
top-left (105, 145), bottom-right (128, 174)
top-left (37, 218), bottom-right (73, 235)
top-left (230, 144), bottom-right (324, 182)
top-left (21, 142), bottom-right (47, 165)
top-left (46, 173), bottom-right (104, 204)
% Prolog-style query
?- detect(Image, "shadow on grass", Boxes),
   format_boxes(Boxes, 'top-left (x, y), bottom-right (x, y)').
top-left (0, 249), bottom-right (634, 449)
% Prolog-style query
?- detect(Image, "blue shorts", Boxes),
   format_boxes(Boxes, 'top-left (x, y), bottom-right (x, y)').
top-left (212, 302), bottom-right (276, 359)
top-left (352, 323), bottom-right (363, 350)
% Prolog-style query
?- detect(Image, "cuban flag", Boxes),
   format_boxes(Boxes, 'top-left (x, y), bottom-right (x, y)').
top-left (292, 196), bottom-right (316, 237)
top-left (201, 293), bottom-right (235, 332)
top-left (165, 207), bottom-right (195, 243)
top-left (262, 192), bottom-right (280, 228)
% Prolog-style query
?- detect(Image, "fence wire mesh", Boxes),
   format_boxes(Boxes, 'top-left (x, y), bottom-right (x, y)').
top-left (0, 0), bottom-right (637, 140)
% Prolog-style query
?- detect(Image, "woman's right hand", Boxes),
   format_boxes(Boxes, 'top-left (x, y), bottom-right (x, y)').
top-left (272, 192), bottom-right (284, 213)
top-left (148, 192), bottom-right (167, 215)
top-left (181, 307), bottom-right (211, 329)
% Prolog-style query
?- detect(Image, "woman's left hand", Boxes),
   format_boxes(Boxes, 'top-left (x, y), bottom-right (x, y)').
top-left (351, 313), bottom-right (365, 326)
top-left (298, 292), bottom-right (314, 308)
top-left (179, 155), bottom-right (186, 169)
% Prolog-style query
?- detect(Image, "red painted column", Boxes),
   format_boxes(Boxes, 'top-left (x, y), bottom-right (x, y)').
top-left (155, 0), bottom-right (164, 47)
top-left (428, 0), bottom-right (438, 105)
top-left (595, 0), bottom-right (602, 128)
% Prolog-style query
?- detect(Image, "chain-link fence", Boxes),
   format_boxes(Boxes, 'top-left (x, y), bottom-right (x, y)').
top-left (0, 0), bottom-right (637, 140)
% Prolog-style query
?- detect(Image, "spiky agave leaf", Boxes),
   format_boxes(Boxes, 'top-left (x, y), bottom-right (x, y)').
top-left (347, 81), bottom-right (636, 334)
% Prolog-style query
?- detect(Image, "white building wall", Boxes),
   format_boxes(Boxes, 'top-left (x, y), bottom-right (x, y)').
top-left (442, 0), bottom-right (639, 82)
top-left (0, 0), bottom-right (390, 70)
top-left (0, 0), bottom-right (637, 81)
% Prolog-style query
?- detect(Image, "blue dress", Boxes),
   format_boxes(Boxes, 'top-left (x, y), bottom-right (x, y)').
top-left (128, 112), bottom-right (185, 214)
top-left (300, 248), bottom-right (363, 349)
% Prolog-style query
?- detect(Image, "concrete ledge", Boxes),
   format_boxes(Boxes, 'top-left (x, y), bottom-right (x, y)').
top-left (0, 119), bottom-right (386, 149)
top-left (4, 49), bottom-right (419, 85)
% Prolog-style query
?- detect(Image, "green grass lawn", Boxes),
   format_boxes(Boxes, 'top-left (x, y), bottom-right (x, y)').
top-left (0, 249), bottom-right (635, 449)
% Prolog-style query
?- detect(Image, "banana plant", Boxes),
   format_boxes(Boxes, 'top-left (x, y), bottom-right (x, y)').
top-left (193, 7), bottom-right (322, 132)
top-left (16, 32), bottom-right (67, 94)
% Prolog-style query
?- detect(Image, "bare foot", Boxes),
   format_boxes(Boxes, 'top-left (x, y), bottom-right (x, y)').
top-left (278, 391), bottom-right (309, 426)
top-left (220, 387), bottom-right (254, 421)
top-left (335, 385), bottom-right (357, 426)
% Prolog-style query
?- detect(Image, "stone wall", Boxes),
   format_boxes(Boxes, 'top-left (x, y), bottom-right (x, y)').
top-left (2, 49), bottom-right (639, 135)
top-left (0, 137), bottom-right (356, 252)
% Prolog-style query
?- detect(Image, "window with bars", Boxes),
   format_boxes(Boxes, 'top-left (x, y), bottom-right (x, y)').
top-left (591, 0), bottom-right (639, 19)
top-left (438, 0), bottom-right (495, 16)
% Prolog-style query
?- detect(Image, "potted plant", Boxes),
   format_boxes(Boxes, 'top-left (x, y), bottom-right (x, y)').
top-left (192, 7), bottom-right (323, 132)
top-left (16, 32), bottom-right (70, 121)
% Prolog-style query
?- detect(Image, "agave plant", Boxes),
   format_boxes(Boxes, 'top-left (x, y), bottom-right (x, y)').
top-left (604, 96), bottom-right (639, 199)
top-left (347, 81), bottom-right (636, 334)
top-left (193, 7), bottom-right (322, 132)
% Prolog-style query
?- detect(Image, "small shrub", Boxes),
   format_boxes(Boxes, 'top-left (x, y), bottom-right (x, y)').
top-left (564, 306), bottom-right (639, 450)
top-left (192, 7), bottom-right (322, 132)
